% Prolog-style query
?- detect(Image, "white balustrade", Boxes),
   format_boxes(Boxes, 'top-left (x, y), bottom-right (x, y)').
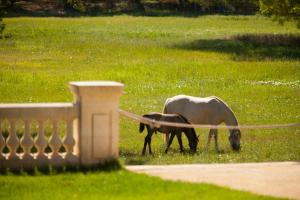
top-left (48, 120), bottom-right (63, 165)
top-left (0, 103), bottom-right (79, 169)
top-left (6, 119), bottom-right (19, 161)
top-left (35, 120), bottom-right (48, 163)
top-left (20, 120), bottom-right (34, 168)
top-left (0, 119), bottom-right (5, 161)
top-left (63, 119), bottom-right (77, 164)
top-left (0, 81), bottom-right (123, 170)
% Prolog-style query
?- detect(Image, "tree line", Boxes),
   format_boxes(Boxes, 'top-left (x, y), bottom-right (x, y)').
top-left (0, 0), bottom-right (299, 33)
top-left (0, 0), bottom-right (259, 15)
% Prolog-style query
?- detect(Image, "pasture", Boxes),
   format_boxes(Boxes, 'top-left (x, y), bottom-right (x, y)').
top-left (0, 15), bottom-right (300, 166)
top-left (0, 168), bottom-right (277, 200)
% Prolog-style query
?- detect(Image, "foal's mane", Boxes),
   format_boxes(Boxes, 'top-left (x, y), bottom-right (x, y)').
top-left (177, 115), bottom-right (197, 138)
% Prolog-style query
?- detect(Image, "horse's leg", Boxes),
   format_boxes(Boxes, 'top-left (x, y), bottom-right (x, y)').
top-left (147, 131), bottom-right (154, 155)
top-left (164, 132), bottom-right (175, 153)
top-left (142, 132), bottom-right (148, 155)
top-left (142, 127), bottom-right (152, 155)
top-left (176, 132), bottom-right (184, 153)
top-left (205, 129), bottom-right (214, 151)
top-left (213, 129), bottom-right (220, 153)
top-left (164, 133), bottom-right (170, 148)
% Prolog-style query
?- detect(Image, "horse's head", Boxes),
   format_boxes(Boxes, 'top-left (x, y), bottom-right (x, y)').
top-left (229, 129), bottom-right (241, 151)
top-left (188, 131), bottom-right (199, 153)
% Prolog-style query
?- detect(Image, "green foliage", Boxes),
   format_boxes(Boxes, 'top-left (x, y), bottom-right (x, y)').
top-left (0, 18), bottom-right (4, 38)
top-left (189, 0), bottom-right (258, 14)
top-left (260, 0), bottom-right (300, 27)
top-left (0, 0), bottom-right (259, 15)
top-left (67, 0), bottom-right (86, 12)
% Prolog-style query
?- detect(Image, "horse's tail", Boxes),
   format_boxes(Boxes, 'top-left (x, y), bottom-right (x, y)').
top-left (139, 123), bottom-right (145, 133)
top-left (162, 98), bottom-right (170, 114)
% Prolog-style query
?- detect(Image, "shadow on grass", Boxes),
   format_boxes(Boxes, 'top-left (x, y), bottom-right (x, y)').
top-left (120, 150), bottom-right (150, 165)
top-left (0, 159), bottom-right (122, 175)
top-left (173, 33), bottom-right (300, 60)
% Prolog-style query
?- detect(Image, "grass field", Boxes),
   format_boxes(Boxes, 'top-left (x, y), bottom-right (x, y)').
top-left (0, 168), bottom-right (278, 200)
top-left (0, 15), bottom-right (299, 200)
top-left (0, 15), bottom-right (299, 166)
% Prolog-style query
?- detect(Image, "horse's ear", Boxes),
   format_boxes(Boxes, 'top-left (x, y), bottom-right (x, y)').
top-left (237, 130), bottom-right (242, 138)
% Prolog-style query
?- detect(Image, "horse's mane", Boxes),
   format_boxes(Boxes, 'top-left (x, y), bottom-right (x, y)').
top-left (178, 115), bottom-right (197, 139)
top-left (212, 96), bottom-right (239, 126)
top-left (178, 114), bottom-right (191, 124)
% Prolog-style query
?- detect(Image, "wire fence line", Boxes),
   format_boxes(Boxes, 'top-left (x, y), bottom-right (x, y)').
top-left (119, 109), bottom-right (300, 130)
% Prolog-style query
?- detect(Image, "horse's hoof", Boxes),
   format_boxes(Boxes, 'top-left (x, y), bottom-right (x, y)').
top-left (216, 149), bottom-right (224, 154)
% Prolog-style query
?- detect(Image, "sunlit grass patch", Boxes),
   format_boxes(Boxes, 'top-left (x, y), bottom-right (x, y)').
top-left (0, 169), bottom-right (277, 200)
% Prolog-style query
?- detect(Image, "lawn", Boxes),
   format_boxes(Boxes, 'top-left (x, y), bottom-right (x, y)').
top-left (0, 168), bottom-right (277, 200)
top-left (0, 15), bottom-right (299, 166)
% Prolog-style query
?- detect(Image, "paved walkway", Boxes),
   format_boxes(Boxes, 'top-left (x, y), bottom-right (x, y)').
top-left (127, 162), bottom-right (300, 199)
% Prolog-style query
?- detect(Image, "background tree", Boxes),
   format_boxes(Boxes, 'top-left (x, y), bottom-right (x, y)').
top-left (0, 18), bottom-right (4, 38)
top-left (127, 0), bottom-right (144, 12)
top-left (67, 0), bottom-right (86, 12)
top-left (105, 0), bottom-right (115, 13)
top-left (0, 0), bottom-right (5, 38)
top-left (259, 0), bottom-right (300, 27)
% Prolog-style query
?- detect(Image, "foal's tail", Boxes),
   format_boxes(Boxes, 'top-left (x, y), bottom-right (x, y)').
top-left (139, 123), bottom-right (145, 133)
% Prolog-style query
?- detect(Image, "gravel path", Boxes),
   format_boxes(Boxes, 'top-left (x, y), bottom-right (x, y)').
top-left (127, 162), bottom-right (300, 199)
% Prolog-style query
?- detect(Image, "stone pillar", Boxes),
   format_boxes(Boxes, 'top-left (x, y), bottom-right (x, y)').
top-left (69, 81), bottom-right (123, 166)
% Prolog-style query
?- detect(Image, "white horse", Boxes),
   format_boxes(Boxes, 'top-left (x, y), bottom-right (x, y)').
top-left (163, 95), bottom-right (241, 152)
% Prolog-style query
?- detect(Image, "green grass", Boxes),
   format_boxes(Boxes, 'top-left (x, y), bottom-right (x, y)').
top-left (0, 169), bottom-right (278, 200)
top-left (0, 15), bottom-right (300, 165)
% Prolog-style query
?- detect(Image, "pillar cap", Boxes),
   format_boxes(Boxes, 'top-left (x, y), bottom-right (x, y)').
top-left (69, 81), bottom-right (124, 102)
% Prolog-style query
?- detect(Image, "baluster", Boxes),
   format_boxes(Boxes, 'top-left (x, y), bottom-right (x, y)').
top-left (49, 120), bottom-right (63, 163)
top-left (6, 119), bottom-right (20, 160)
top-left (35, 120), bottom-right (48, 162)
top-left (0, 119), bottom-right (5, 160)
top-left (20, 120), bottom-right (34, 162)
top-left (63, 119), bottom-right (77, 164)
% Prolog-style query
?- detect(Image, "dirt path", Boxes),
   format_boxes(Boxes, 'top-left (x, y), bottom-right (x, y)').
top-left (127, 162), bottom-right (300, 199)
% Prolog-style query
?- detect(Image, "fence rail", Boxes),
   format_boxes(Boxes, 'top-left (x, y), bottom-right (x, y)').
top-left (119, 109), bottom-right (300, 130)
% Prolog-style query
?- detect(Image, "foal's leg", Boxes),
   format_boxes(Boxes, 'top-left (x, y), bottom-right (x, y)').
top-left (142, 127), bottom-right (153, 155)
top-left (147, 131), bottom-right (154, 154)
top-left (142, 131), bottom-right (149, 155)
top-left (176, 132), bottom-right (184, 153)
top-left (164, 133), bottom-right (175, 153)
